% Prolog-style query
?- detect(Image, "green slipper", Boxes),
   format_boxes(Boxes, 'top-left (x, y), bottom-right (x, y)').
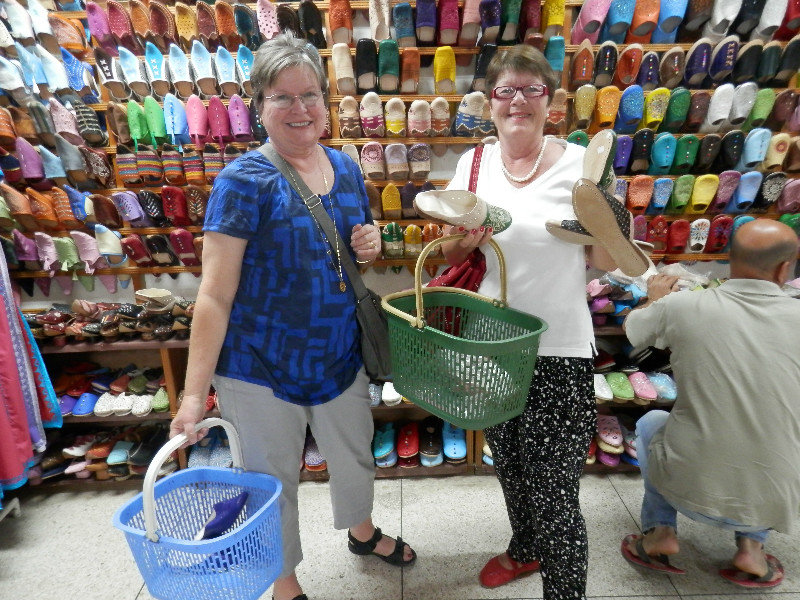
top-left (381, 221), bottom-right (404, 259)
top-left (741, 88), bottom-right (776, 132)
top-left (667, 174), bottom-right (695, 214)
top-left (670, 134), bottom-right (699, 175)
top-left (778, 213), bottom-right (800, 235)
top-left (126, 100), bottom-right (150, 150)
top-left (377, 39), bottom-right (400, 94)
top-left (605, 372), bottom-right (634, 402)
top-left (143, 96), bottom-right (167, 147)
top-left (127, 374), bottom-right (148, 395)
top-left (658, 87), bottom-right (691, 133)
top-left (567, 130), bottom-right (589, 147)
top-left (52, 237), bottom-right (82, 271)
top-left (151, 387), bottom-right (170, 412)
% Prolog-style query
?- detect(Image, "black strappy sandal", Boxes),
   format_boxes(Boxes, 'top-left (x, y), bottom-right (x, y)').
top-left (347, 527), bottom-right (416, 566)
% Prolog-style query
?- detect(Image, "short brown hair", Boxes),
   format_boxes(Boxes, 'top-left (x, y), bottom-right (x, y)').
top-left (484, 45), bottom-right (558, 105)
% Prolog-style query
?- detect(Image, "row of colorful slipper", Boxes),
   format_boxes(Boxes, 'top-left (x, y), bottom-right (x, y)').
top-left (568, 85), bottom-right (800, 140)
top-left (595, 371), bottom-right (678, 406)
top-left (566, 35), bottom-right (800, 94)
top-left (610, 171), bottom-right (800, 217)
top-left (30, 422), bottom-right (175, 483)
top-left (372, 417), bottom-right (468, 468)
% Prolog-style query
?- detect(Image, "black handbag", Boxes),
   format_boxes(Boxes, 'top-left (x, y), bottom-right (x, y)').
top-left (259, 144), bottom-right (392, 381)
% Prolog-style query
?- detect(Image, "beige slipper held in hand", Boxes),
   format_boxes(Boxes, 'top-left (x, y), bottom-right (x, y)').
top-left (413, 189), bottom-right (512, 233)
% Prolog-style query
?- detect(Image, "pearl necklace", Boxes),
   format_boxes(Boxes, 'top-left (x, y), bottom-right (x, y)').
top-left (500, 136), bottom-right (549, 183)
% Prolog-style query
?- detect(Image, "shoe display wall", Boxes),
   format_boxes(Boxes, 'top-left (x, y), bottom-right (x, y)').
top-left (3, 0), bottom-right (800, 487)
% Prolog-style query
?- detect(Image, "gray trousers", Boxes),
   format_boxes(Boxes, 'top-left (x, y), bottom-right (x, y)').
top-left (214, 370), bottom-right (376, 576)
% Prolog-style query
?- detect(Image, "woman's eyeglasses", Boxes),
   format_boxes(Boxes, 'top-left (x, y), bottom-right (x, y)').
top-left (263, 91), bottom-right (323, 109)
top-left (491, 84), bottom-right (549, 100)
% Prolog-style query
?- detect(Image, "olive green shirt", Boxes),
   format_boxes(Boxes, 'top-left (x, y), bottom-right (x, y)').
top-left (625, 279), bottom-right (800, 533)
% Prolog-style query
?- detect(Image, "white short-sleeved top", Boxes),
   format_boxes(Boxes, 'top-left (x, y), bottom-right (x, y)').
top-left (447, 139), bottom-right (594, 358)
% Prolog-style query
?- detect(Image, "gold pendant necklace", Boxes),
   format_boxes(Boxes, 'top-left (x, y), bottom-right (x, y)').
top-left (319, 159), bottom-right (347, 292)
top-left (286, 150), bottom-right (347, 292)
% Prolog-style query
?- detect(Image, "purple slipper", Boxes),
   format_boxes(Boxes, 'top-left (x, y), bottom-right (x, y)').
top-left (195, 492), bottom-right (249, 540)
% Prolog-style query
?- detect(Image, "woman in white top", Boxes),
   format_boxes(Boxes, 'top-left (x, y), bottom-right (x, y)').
top-left (443, 45), bottom-right (617, 600)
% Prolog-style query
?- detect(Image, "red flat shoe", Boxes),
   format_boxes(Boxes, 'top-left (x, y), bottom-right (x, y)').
top-left (479, 552), bottom-right (540, 588)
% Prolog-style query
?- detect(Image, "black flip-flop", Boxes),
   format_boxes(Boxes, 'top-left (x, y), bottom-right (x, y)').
top-left (621, 534), bottom-right (686, 574)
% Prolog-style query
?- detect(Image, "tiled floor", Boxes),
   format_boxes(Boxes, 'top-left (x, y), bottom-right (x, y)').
top-left (1, 473), bottom-right (799, 600)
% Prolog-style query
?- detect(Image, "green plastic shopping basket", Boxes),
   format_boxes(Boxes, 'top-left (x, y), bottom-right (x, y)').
top-left (381, 235), bottom-right (548, 430)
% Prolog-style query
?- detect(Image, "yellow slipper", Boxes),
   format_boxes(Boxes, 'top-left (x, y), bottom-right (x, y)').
top-left (687, 174), bottom-right (719, 214)
top-left (542, 0), bottom-right (565, 39)
top-left (763, 132), bottom-right (792, 171)
top-left (592, 85), bottom-right (622, 131)
top-left (403, 223), bottom-right (422, 257)
top-left (433, 45), bottom-right (456, 94)
top-left (384, 97), bottom-right (407, 137)
top-left (382, 183), bottom-right (402, 220)
top-left (640, 87), bottom-right (671, 130)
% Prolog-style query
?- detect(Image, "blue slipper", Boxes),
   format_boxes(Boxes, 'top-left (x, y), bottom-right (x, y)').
top-left (648, 133), bottom-right (677, 175)
top-left (647, 177), bottom-right (673, 214)
top-left (736, 127), bottom-right (771, 171)
top-left (195, 492), bottom-right (249, 540)
top-left (372, 422), bottom-right (395, 459)
top-left (442, 422), bottom-right (467, 461)
top-left (71, 391), bottom-right (99, 416)
top-left (376, 448), bottom-right (398, 468)
top-left (420, 450), bottom-right (443, 467)
top-left (728, 171), bottom-right (763, 213)
top-left (614, 85), bottom-right (644, 134)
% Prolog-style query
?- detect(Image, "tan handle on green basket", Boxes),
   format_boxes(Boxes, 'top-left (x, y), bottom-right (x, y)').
top-left (143, 418), bottom-right (244, 542)
top-left (382, 234), bottom-right (507, 329)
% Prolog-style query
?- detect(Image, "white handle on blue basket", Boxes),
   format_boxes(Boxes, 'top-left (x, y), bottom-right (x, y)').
top-left (143, 418), bottom-right (244, 542)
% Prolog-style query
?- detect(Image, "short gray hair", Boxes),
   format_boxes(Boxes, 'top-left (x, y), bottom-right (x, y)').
top-left (250, 33), bottom-right (328, 113)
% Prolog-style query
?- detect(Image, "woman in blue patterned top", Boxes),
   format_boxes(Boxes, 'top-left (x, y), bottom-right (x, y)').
top-left (170, 34), bottom-right (415, 600)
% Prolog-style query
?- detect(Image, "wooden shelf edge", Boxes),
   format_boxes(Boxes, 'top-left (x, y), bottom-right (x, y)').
top-left (62, 412), bottom-right (172, 425)
top-left (40, 339), bottom-right (189, 354)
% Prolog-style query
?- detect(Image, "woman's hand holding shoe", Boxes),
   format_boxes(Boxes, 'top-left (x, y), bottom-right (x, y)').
top-left (351, 223), bottom-right (382, 264)
top-left (440, 224), bottom-right (493, 266)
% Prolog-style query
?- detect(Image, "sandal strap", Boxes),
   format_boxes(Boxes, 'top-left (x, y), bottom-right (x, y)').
top-left (348, 526), bottom-right (383, 552)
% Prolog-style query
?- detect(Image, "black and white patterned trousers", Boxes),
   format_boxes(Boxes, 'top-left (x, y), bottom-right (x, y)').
top-left (484, 355), bottom-right (596, 600)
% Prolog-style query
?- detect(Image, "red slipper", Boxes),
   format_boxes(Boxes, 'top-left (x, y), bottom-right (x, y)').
top-left (621, 534), bottom-right (686, 574)
top-left (719, 555), bottom-right (784, 588)
top-left (479, 552), bottom-right (540, 588)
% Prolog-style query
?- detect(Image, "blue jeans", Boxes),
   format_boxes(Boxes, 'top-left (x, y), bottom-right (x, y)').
top-left (636, 410), bottom-right (770, 545)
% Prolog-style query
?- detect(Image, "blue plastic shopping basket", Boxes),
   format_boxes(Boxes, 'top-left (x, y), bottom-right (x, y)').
top-left (113, 418), bottom-right (283, 600)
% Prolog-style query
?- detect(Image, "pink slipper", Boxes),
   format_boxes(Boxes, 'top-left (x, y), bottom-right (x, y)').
top-left (571, 0), bottom-right (612, 44)
top-left (69, 229), bottom-right (118, 293)
top-left (34, 231), bottom-right (59, 276)
top-left (596, 414), bottom-right (623, 446)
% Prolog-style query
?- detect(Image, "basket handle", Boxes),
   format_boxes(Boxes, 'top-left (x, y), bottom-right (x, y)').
top-left (381, 234), bottom-right (507, 329)
top-left (143, 418), bottom-right (244, 542)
